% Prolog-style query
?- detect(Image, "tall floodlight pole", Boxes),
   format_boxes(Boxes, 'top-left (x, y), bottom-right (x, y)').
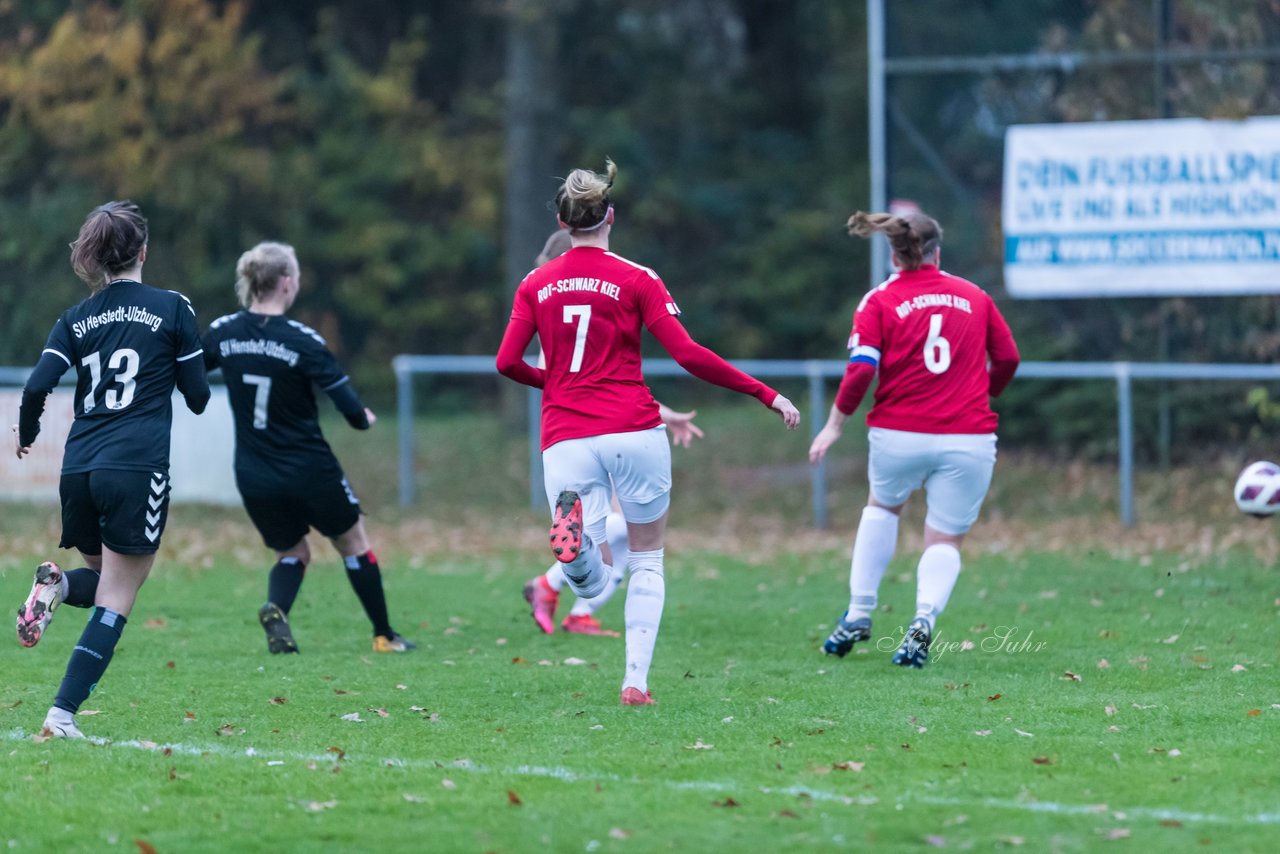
top-left (867, 0), bottom-right (888, 287)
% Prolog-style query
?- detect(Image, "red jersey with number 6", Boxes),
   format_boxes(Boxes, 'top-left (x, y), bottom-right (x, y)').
top-left (510, 246), bottom-right (680, 448)
top-left (847, 265), bottom-right (1019, 434)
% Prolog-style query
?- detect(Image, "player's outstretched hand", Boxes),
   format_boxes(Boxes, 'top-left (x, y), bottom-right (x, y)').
top-left (12, 425), bottom-right (31, 460)
top-left (771, 395), bottom-right (800, 430)
top-left (659, 406), bottom-right (704, 448)
top-left (808, 423), bottom-right (841, 463)
top-left (364, 408), bottom-right (377, 427)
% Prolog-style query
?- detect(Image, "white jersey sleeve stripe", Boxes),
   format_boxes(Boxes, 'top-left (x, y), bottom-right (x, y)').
top-left (176, 348), bottom-right (204, 362)
top-left (322, 376), bottom-right (351, 392)
top-left (42, 348), bottom-right (72, 367)
top-left (604, 251), bottom-right (659, 279)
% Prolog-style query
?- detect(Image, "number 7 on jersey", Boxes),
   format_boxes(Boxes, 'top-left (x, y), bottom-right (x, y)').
top-left (564, 305), bottom-right (592, 373)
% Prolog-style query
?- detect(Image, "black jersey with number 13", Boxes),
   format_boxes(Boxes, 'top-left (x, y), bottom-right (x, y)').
top-left (203, 312), bottom-right (368, 491)
top-left (36, 279), bottom-right (205, 474)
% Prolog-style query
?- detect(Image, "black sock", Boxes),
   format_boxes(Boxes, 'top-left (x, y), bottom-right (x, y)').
top-left (54, 606), bottom-right (126, 714)
top-left (267, 557), bottom-right (307, 614)
top-left (64, 568), bottom-right (101, 608)
top-left (343, 551), bottom-right (393, 637)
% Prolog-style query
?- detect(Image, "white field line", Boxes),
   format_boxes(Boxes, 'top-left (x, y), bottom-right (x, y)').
top-left (6, 728), bottom-right (1279, 827)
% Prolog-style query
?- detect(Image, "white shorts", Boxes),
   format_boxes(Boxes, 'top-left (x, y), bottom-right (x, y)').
top-left (867, 427), bottom-right (997, 535)
top-left (542, 426), bottom-right (672, 543)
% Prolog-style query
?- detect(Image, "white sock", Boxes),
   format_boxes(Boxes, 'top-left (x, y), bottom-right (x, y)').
top-left (561, 534), bottom-right (608, 599)
top-left (622, 549), bottom-right (665, 693)
top-left (915, 543), bottom-right (962, 631)
top-left (543, 563), bottom-right (567, 592)
top-left (570, 512), bottom-right (629, 617)
top-left (847, 506), bottom-right (899, 619)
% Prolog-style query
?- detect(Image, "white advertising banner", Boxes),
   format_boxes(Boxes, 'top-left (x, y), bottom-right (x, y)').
top-left (1, 387), bottom-right (239, 505)
top-left (1003, 116), bottom-right (1280, 298)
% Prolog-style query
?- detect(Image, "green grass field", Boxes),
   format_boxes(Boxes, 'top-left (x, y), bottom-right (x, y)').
top-left (1, 408), bottom-right (1278, 851)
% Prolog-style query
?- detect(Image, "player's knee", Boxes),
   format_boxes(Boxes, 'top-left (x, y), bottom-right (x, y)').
top-left (278, 539), bottom-right (311, 565)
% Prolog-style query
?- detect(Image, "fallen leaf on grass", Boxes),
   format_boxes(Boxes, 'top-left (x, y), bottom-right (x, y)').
top-left (987, 693), bottom-right (1002, 702)
top-left (1159, 819), bottom-right (1183, 828)
top-left (973, 730), bottom-right (992, 737)
top-left (1062, 671), bottom-right (1082, 682)
top-left (305, 800), bottom-right (338, 812)
top-left (832, 761), bottom-right (864, 772)
top-left (369, 708), bottom-right (389, 718)
top-left (403, 794), bottom-right (427, 803)
top-left (1032, 756), bottom-right (1052, 765)
top-left (340, 713), bottom-right (363, 723)
top-left (216, 724), bottom-right (241, 737)
top-left (561, 657), bottom-right (587, 666)
top-left (1097, 659), bottom-right (1111, 669)
top-left (684, 740), bottom-right (714, 750)
top-left (998, 836), bottom-right (1025, 846)
top-left (712, 797), bottom-right (740, 808)
top-left (31, 729), bottom-right (51, 743)
top-left (143, 618), bottom-right (167, 629)
top-left (80, 710), bottom-right (102, 716)
top-left (1105, 704), bottom-right (1117, 717)
top-left (1231, 664), bottom-right (1247, 672)
top-left (1160, 634), bottom-right (1179, 644)
top-left (135, 840), bottom-right (158, 854)
top-left (510, 657), bottom-right (529, 665)
top-left (0, 699), bottom-right (21, 710)
top-left (507, 789), bottom-right (523, 806)
top-left (777, 810), bottom-right (799, 819)
top-left (269, 697), bottom-right (287, 705)
top-left (183, 711), bottom-right (196, 722)
top-left (327, 747), bottom-right (346, 760)
top-left (1247, 709), bottom-right (1262, 717)
top-left (1014, 729), bottom-right (1034, 738)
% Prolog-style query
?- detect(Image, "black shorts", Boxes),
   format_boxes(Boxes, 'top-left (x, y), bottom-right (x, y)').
top-left (239, 472), bottom-right (362, 552)
top-left (59, 470), bottom-right (171, 556)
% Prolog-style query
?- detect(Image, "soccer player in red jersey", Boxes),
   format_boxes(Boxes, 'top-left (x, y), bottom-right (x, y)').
top-left (809, 210), bottom-right (1019, 668)
top-left (498, 160), bottom-right (800, 705)
top-left (520, 228), bottom-right (706, 638)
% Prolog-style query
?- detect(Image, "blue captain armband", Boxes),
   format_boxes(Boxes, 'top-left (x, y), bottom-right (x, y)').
top-left (849, 344), bottom-right (881, 367)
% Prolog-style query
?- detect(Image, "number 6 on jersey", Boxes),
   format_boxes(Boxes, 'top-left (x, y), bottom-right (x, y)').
top-left (564, 305), bottom-right (592, 372)
top-left (923, 314), bottom-right (951, 374)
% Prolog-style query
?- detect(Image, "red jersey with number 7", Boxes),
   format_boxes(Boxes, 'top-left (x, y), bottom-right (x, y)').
top-left (846, 265), bottom-right (1019, 434)
top-left (509, 246), bottom-right (679, 448)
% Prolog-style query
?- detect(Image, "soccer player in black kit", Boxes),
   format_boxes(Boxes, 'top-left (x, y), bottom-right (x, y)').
top-left (203, 241), bottom-right (414, 654)
top-left (13, 201), bottom-right (210, 738)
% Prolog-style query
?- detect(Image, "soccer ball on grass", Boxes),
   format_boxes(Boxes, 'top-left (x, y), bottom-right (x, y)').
top-left (1233, 460), bottom-right (1280, 517)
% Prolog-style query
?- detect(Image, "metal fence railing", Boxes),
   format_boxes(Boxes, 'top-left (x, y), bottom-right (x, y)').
top-left (391, 356), bottom-right (1280, 528)
top-left (9, 360), bottom-right (1279, 527)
